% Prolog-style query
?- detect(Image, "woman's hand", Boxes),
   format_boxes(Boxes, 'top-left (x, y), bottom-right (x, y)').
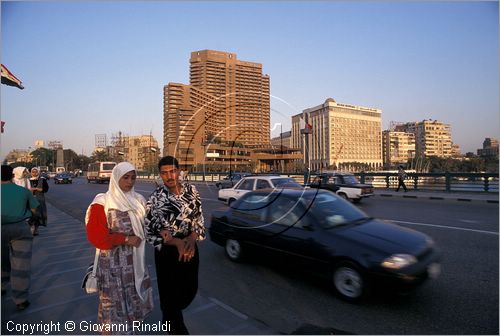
top-left (125, 235), bottom-right (142, 248)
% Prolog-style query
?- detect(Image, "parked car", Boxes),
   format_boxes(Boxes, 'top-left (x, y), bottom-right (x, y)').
top-left (310, 172), bottom-right (374, 203)
top-left (215, 173), bottom-right (252, 189)
top-left (40, 172), bottom-right (50, 180)
top-left (218, 174), bottom-right (302, 206)
top-left (210, 188), bottom-right (440, 302)
top-left (54, 173), bottom-right (73, 184)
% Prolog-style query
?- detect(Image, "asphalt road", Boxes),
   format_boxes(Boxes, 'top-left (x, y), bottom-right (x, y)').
top-left (45, 178), bottom-right (499, 335)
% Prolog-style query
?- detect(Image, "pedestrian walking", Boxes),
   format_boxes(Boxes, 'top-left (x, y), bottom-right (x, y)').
top-left (396, 165), bottom-right (408, 192)
top-left (29, 167), bottom-right (49, 235)
top-left (1, 165), bottom-right (39, 310)
top-left (12, 166), bottom-right (31, 189)
top-left (85, 162), bottom-right (153, 334)
top-left (146, 156), bottom-right (206, 335)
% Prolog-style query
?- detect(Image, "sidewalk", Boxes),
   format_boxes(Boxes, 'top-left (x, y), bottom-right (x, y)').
top-left (1, 203), bottom-right (274, 335)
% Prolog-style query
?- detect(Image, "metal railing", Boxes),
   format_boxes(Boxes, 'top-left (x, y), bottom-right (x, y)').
top-left (137, 171), bottom-right (499, 193)
top-left (356, 172), bottom-right (499, 193)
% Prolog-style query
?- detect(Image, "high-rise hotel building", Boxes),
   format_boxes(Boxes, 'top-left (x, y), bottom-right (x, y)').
top-left (164, 50), bottom-right (271, 168)
top-left (292, 98), bottom-right (383, 171)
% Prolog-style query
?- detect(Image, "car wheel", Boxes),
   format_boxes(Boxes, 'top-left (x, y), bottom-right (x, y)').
top-left (338, 192), bottom-right (349, 201)
top-left (228, 198), bottom-right (236, 207)
top-left (225, 239), bottom-right (243, 262)
top-left (333, 262), bottom-right (365, 302)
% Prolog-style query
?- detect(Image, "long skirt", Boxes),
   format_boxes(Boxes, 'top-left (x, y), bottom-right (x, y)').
top-left (97, 245), bottom-right (153, 335)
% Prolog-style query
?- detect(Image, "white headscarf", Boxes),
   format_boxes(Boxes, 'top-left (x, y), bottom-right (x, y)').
top-left (13, 167), bottom-right (31, 189)
top-left (85, 162), bottom-right (148, 301)
top-left (30, 167), bottom-right (39, 180)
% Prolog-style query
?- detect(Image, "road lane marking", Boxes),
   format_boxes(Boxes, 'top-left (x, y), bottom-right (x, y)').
top-left (135, 188), bottom-right (155, 193)
top-left (209, 297), bottom-right (248, 320)
top-left (201, 197), bottom-right (224, 202)
top-left (386, 219), bottom-right (499, 235)
top-left (30, 266), bottom-right (89, 280)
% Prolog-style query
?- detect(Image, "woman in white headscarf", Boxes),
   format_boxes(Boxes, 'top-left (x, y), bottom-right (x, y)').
top-left (29, 167), bottom-right (49, 236)
top-left (13, 167), bottom-right (31, 189)
top-left (85, 162), bottom-right (153, 334)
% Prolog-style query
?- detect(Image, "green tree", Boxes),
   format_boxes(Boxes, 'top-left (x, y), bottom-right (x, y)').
top-left (63, 149), bottom-right (82, 171)
top-left (78, 155), bottom-right (92, 171)
top-left (30, 148), bottom-right (54, 167)
top-left (90, 150), bottom-right (114, 162)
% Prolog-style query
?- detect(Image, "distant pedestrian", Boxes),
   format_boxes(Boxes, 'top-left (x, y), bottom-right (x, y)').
top-left (396, 165), bottom-right (408, 192)
top-left (1, 165), bottom-right (39, 311)
top-left (85, 162), bottom-right (153, 334)
top-left (146, 156), bottom-right (206, 335)
top-left (13, 167), bottom-right (31, 189)
top-left (29, 167), bottom-right (49, 236)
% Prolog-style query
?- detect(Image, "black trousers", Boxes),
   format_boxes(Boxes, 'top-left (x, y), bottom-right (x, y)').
top-left (396, 179), bottom-right (408, 191)
top-left (155, 244), bottom-right (199, 335)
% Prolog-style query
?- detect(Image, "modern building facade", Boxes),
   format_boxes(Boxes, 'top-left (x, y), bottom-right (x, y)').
top-left (270, 131), bottom-right (292, 150)
top-left (292, 98), bottom-right (383, 171)
top-left (3, 149), bottom-right (32, 165)
top-left (478, 137), bottom-right (499, 157)
top-left (382, 130), bottom-right (416, 166)
top-left (164, 83), bottom-right (218, 167)
top-left (113, 134), bottom-right (160, 172)
top-left (163, 50), bottom-right (272, 170)
top-left (395, 120), bottom-right (452, 158)
top-left (189, 50), bottom-right (270, 147)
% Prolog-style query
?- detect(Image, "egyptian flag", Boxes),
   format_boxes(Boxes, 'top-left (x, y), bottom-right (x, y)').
top-left (1, 64), bottom-right (24, 89)
top-left (299, 115), bottom-right (313, 134)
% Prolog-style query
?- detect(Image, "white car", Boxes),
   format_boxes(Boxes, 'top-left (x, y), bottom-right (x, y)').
top-left (218, 175), bottom-right (302, 206)
top-left (310, 172), bottom-right (374, 203)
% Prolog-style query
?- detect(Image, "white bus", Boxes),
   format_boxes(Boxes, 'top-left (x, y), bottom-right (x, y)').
top-left (87, 162), bottom-right (116, 184)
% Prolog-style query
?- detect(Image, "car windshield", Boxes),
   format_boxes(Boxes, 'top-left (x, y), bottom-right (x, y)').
top-left (302, 192), bottom-right (368, 229)
top-left (271, 178), bottom-right (301, 188)
top-left (341, 175), bottom-right (359, 184)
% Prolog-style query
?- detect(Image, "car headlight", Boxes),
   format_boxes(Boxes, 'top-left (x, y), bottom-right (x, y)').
top-left (381, 254), bottom-right (417, 269)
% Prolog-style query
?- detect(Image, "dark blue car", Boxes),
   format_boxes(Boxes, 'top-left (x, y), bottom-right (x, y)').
top-left (209, 188), bottom-right (440, 302)
top-left (54, 173), bottom-right (73, 184)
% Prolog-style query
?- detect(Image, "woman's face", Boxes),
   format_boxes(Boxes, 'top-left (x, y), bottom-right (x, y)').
top-left (118, 170), bottom-right (136, 192)
top-left (31, 169), bottom-right (39, 177)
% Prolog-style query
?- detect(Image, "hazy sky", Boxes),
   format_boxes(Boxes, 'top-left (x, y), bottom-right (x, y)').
top-left (1, 1), bottom-right (498, 158)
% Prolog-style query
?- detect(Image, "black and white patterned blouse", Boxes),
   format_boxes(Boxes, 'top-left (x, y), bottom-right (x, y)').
top-left (145, 182), bottom-right (205, 250)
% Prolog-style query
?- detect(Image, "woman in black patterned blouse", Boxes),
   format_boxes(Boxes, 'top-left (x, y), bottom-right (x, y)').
top-left (145, 156), bottom-right (205, 335)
